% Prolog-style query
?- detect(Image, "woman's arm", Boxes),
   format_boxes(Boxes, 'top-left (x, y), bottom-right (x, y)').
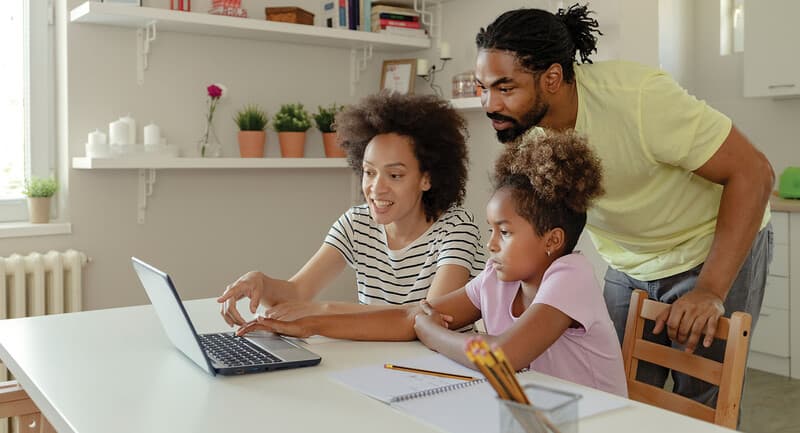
top-left (237, 305), bottom-right (420, 341)
top-left (218, 244), bottom-right (346, 326)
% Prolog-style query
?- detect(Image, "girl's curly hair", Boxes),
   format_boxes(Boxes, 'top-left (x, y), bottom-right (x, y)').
top-left (492, 129), bottom-right (604, 254)
top-left (334, 92), bottom-right (469, 221)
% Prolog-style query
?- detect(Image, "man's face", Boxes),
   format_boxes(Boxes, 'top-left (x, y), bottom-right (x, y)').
top-left (475, 49), bottom-right (548, 143)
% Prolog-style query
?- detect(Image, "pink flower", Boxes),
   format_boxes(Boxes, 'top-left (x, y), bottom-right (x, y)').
top-left (207, 84), bottom-right (223, 99)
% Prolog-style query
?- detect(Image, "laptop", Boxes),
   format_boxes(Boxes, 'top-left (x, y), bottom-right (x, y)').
top-left (132, 257), bottom-right (321, 376)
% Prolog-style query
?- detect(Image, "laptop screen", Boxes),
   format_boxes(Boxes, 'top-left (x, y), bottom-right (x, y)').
top-left (132, 257), bottom-right (217, 375)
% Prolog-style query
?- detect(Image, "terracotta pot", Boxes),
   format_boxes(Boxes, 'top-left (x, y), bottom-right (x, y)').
top-left (322, 132), bottom-right (346, 158)
top-left (238, 131), bottom-right (266, 158)
top-left (27, 197), bottom-right (51, 224)
top-left (278, 132), bottom-right (306, 158)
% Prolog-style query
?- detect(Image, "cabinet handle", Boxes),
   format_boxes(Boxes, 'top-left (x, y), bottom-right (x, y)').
top-left (760, 312), bottom-right (771, 317)
top-left (768, 84), bottom-right (796, 89)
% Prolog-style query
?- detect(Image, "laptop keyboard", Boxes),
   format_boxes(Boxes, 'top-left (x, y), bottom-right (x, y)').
top-left (199, 333), bottom-right (282, 367)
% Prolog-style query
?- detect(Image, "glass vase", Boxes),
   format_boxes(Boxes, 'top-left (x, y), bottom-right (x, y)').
top-left (197, 118), bottom-right (222, 158)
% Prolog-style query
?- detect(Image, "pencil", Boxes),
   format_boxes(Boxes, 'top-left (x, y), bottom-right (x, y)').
top-left (383, 363), bottom-right (477, 381)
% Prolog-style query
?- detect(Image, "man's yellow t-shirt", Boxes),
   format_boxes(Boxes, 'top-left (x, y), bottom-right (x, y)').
top-left (574, 60), bottom-right (770, 281)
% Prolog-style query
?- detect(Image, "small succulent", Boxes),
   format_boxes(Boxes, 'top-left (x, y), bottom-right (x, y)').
top-left (313, 103), bottom-right (345, 133)
top-left (272, 103), bottom-right (312, 133)
top-left (234, 104), bottom-right (268, 131)
top-left (22, 177), bottom-right (58, 198)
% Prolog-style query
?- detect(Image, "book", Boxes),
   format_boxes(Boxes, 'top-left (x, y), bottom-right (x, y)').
top-left (377, 27), bottom-right (428, 38)
top-left (371, 19), bottom-right (421, 31)
top-left (372, 12), bottom-right (419, 21)
top-left (371, 4), bottom-right (418, 15)
top-left (330, 354), bottom-right (628, 433)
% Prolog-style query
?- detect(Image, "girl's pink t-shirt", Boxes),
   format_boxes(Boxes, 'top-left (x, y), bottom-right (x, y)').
top-left (465, 253), bottom-right (628, 397)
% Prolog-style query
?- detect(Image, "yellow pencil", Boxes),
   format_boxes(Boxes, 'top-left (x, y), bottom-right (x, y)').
top-left (383, 363), bottom-right (477, 381)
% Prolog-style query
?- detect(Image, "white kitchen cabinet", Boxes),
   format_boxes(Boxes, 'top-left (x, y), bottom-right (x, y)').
top-left (748, 202), bottom-right (800, 378)
top-left (743, 0), bottom-right (800, 98)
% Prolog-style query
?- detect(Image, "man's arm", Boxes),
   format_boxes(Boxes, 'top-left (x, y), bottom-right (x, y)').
top-left (654, 126), bottom-right (774, 352)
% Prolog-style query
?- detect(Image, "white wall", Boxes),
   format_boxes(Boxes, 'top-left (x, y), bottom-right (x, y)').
top-left (659, 0), bottom-right (695, 91)
top-left (692, 1), bottom-right (800, 178)
top-left (4, 0), bottom-right (697, 310)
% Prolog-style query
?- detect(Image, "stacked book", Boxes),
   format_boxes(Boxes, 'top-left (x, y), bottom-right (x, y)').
top-left (371, 4), bottom-right (427, 38)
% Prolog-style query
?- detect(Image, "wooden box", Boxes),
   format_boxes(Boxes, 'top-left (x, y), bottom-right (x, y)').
top-left (265, 7), bottom-right (314, 25)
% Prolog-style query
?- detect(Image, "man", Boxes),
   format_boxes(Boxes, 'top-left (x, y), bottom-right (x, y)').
top-left (474, 5), bottom-right (774, 406)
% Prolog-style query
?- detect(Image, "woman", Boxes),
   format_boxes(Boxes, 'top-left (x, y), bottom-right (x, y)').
top-left (219, 92), bottom-right (485, 326)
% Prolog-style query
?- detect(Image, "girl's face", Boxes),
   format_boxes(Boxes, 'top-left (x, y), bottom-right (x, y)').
top-left (362, 133), bottom-right (431, 226)
top-left (485, 188), bottom-right (554, 287)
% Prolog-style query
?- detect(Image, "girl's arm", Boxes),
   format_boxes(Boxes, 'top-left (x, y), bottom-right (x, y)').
top-left (492, 303), bottom-right (575, 371)
top-left (413, 289), bottom-right (483, 368)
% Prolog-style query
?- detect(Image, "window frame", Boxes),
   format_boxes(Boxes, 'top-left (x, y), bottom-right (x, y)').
top-left (0, 0), bottom-right (55, 223)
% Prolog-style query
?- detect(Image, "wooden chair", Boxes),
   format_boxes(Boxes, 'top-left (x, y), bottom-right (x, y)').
top-left (0, 380), bottom-right (56, 433)
top-left (621, 289), bottom-right (751, 429)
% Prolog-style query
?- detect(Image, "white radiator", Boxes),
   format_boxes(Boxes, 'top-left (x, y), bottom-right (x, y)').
top-left (0, 250), bottom-right (87, 433)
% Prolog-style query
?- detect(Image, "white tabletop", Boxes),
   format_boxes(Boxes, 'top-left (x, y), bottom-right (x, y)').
top-left (0, 298), bottom-right (734, 433)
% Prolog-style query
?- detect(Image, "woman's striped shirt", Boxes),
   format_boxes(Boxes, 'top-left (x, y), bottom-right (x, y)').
top-left (324, 205), bottom-right (486, 305)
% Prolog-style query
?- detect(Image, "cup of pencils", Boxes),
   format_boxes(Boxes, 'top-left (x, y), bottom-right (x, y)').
top-left (465, 339), bottom-right (581, 433)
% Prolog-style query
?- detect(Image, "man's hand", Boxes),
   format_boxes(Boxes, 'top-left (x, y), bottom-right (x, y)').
top-left (653, 288), bottom-right (725, 353)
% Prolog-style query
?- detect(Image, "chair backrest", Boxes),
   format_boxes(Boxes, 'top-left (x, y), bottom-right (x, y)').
top-left (0, 380), bottom-right (56, 433)
top-left (621, 289), bottom-right (751, 429)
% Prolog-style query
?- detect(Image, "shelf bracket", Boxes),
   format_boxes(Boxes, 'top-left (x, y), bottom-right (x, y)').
top-left (349, 45), bottom-right (373, 96)
top-left (136, 21), bottom-right (157, 86)
top-left (137, 169), bottom-right (157, 224)
top-left (413, 0), bottom-right (438, 42)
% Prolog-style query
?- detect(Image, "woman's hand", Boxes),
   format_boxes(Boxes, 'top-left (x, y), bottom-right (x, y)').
top-left (264, 301), bottom-right (327, 321)
top-left (217, 271), bottom-right (268, 327)
top-left (236, 316), bottom-right (313, 339)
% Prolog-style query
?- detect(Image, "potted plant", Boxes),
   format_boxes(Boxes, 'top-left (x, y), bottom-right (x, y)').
top-left (22, 176), bottom-right (58, 224)
top-left (313, 103), bottom-right (346, 158)
top-left (273, 103), bottom-right (311, 158)
top-left (234, 104), bottom-right (268, 158)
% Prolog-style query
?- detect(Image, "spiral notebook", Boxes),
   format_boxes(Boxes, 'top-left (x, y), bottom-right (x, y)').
top-left (329, 353), bottom-right (485, 404)
top-left (330, 354), bottom-right (627, 433)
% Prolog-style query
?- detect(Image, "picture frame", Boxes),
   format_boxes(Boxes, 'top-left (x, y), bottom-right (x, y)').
top-left (380, 59), bottom-right (416, 95)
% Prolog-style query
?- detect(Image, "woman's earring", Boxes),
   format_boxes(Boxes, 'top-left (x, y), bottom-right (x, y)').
top-left (546, 250), bottom-right (551, 257)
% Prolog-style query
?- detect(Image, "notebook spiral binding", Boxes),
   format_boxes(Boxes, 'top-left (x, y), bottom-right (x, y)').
top-left (389, 378), bottom-right (489, 403)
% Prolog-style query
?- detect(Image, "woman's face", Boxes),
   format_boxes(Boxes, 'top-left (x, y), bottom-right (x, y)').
top-left (362, 133), bottom-right (431, 226)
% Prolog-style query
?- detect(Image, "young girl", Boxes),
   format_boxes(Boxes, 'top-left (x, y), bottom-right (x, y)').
top-left (237, 129), bottom-right (627, 397)
top-left (218, 92), bottom-right (485, 327)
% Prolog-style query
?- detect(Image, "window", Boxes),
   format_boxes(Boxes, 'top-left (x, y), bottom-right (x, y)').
top-left (0, 0), bottom-right (54, 222)
top-left (720, 0), bottom-right (745, 55)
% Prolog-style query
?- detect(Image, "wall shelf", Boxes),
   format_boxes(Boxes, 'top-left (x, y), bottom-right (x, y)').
top-left (72, 157), bottom-right (350, 224)
top-left (70, 2), bottom-right (430, 51)
top-left (70, 1), bottom-right (430, 87)
top-left (450, 97), bottom-right (481, 112)
top-left (71, 157), bottom-right (349, 170)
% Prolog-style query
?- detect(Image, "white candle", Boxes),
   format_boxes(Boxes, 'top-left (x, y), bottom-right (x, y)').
top-left (109, 120), bottom-right (130, 145)
top-left (144, 122), bottom-right (161, 146)
top-left (439, 41), bottom-right (451, 59)
top-left (417, 58), bottom-right (429, 76)
top-left (119, 114), bottom-right (137, 144)
top-left (88, 129), bottom-right (107, 146)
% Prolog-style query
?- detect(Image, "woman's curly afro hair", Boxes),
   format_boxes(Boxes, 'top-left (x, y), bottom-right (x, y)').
top-left (334, 92), bottom-right (470, 222)
top-left (493, 129), bottom-right (604, 254)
